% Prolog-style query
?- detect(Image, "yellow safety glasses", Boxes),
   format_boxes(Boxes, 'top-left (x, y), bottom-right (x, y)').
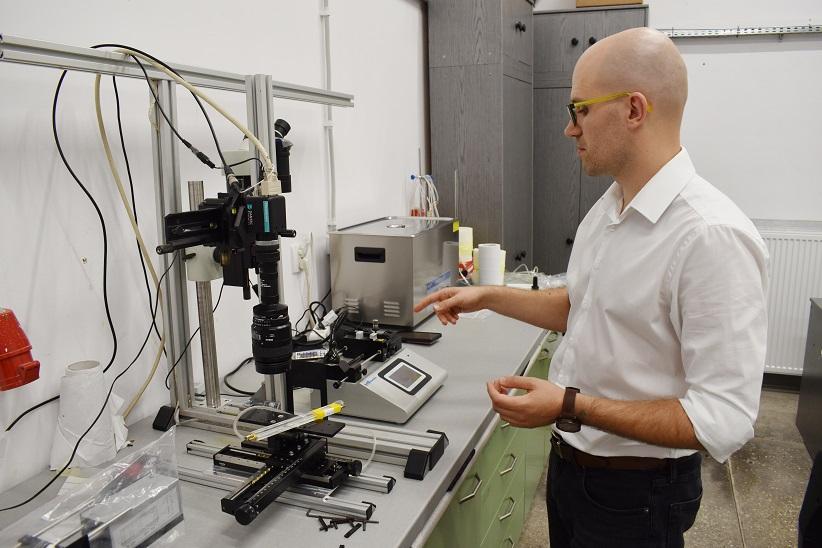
top-left (566, 91), bottom-right (652, 126)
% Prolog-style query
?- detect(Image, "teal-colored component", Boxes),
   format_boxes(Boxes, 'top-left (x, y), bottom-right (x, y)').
top-left (262, 200), bottom-right (270, 233)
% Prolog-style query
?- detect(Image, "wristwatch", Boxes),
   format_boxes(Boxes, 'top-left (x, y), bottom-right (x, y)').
top-left (555, 386), bottom-right (581, 433)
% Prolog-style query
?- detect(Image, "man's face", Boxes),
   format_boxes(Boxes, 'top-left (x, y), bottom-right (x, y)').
top-left (564, 73), bottom-right (628, 178)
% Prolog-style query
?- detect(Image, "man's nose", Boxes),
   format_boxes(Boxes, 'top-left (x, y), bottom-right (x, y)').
top-left (564, 118), bottom-right (580, 139)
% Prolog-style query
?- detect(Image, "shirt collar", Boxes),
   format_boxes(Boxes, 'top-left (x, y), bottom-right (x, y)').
top-left (603, 147), bottom-right (696, 225)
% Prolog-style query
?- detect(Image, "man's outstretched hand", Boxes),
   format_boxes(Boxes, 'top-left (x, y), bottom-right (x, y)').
top-left (414, 286), bottom-right (489, 326)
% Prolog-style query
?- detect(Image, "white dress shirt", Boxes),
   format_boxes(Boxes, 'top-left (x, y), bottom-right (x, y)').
top-left (549, 148), bottom-right (769, 463)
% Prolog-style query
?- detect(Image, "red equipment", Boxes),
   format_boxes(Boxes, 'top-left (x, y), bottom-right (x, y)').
top-left (0, 308), bottom-right (40, 390)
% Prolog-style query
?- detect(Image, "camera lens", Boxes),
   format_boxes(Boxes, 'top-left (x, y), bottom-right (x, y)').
top-left (251, 303), bottom-right (292, 374)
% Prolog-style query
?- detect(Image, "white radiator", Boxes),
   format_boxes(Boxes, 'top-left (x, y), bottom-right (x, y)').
top-left (755, 220), bottom-right (822, 375)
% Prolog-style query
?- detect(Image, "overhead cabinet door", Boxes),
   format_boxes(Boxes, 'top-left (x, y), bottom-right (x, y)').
top-left (533, 11), bottom-right (586, 88)
top-left (503, 75), bottom-right (534, 268)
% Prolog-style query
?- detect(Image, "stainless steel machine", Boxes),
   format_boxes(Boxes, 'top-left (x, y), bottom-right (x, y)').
top-left (329, 217), bottom-right (458, 328)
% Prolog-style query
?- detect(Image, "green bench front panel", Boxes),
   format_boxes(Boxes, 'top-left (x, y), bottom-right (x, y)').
top-left (426, 332), bottom-right (559, 548)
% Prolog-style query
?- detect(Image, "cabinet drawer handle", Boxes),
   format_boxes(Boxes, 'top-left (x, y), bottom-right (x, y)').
top-left (571, 37), bottom-right (579, 46)
top-left (458, 474), bottom-right (483, 504)
top-left (500, 421), bottom-right (511, 429)
top-left (502, 538), bottom-right (515, 548)
top-left (565, 238), bottom-right (574, 245)
top-left (589, 36), bottom-right (597, 45)
top-left (500, 453), bottom-right (518, 476)
top-left (499, 497), bottom-right (517, 521)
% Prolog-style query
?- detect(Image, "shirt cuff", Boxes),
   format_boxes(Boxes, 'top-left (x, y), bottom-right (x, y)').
top-left (679, 391), bottom-right (755, 463)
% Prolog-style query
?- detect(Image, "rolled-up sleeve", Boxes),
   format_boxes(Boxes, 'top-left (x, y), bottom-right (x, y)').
top-left (671, 224), bottom-right (769, 462)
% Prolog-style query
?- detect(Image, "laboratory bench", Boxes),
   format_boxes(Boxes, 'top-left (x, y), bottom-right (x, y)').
top-left (0, 312), bottom-right (560, 547)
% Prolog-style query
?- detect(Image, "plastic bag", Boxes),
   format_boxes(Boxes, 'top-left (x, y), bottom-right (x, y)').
top-left (1, 428), bottom-right (184, 547)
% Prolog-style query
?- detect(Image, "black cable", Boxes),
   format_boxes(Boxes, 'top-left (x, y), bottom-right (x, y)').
top-left (226, 157), bottom-right (264, 171)
top-left (125, 54), bottom-right (218, 170)
top-left (112, 75), bottom-right (163, 348)
top-left (91, 43), bottom-right (228, 174)
top-left (163, 282), bottom-right (226, 389)
top-left (293, 288), bottom-right (332, 334)
top-left (0, 255), bottom-right (176, 512)
top-left (51, 70), bottom-right (118, 374)
top-left (293, 301), bottom-right (325, 335)
top-left (223, 357), bottom-right (256, 396)
top-left (4, 396), bottom-right (58, 432)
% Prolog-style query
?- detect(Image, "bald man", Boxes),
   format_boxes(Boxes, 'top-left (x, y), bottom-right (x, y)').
top-left (416, 28), bottom-right (768, 547)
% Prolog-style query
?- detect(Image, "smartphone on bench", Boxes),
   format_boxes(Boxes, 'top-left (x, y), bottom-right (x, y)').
top-left (398, 331), bottom-right (442, 346)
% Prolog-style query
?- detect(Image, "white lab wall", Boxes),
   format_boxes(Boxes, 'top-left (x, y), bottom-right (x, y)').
top-left (534, 0), bottom-right (822, 221)
top-left (0, 0), bottom-right (427, 492)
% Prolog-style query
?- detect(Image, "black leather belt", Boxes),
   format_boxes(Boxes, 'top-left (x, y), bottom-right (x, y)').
top-left (550, 432), bottom-right (672, 471)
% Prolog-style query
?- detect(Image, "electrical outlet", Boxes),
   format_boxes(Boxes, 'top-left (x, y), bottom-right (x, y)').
top-left (289, 236), bottom-right (311, 274)
top-left (289, 242), bottom-right (302, 274)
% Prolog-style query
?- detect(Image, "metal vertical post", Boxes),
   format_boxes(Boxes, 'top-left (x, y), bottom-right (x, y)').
top-left (187, 181), bottom-right (221, 408)
top-left (245, 74), bottom-right (289, 407)
top-left (150, 79), bottom-right (193, 407)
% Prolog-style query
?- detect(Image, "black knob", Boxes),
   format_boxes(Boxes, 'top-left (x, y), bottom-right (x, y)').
top-left (571, 37), bottom-right (579, 46)
top-left (565, 238), bottom-right (574, 245)
top-left (589, 36), bottom-right (597, 45)
top-left (515, 21), bottom-right (525, 32)
top-left (235, 504), bottom-right (259, 525)
top-left (521, 23), bottom-right (526, 32)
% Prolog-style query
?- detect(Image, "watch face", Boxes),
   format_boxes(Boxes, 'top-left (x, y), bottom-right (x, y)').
top-left (556, 418), bottom-right (581, 433)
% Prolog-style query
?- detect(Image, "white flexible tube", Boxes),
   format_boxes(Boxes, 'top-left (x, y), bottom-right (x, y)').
top-left (94, 75), bottom-right (165, 420)
top-left (113, 47), bottom-right (276, 179)
top-left (361, 430), bottom-right (378, 473)
top-left (232, 405), bottom-right (278, 441)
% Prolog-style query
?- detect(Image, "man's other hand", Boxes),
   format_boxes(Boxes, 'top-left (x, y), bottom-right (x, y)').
top-left (486, 376), bottom-right (564, 428)
top-left (413, 286), bottom-right (488, 326)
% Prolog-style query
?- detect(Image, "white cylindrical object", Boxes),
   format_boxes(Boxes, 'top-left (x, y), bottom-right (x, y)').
top-left (478, 244), bottom-right (504, 286)
top-left (50, 361), bottom-right (117, 470)
top-left (458, 227), bottom-right (473, 272)
top-left (186, 245), bottom-right (223, 282)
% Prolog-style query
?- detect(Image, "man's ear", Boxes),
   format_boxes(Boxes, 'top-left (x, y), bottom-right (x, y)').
top-left (626, 92), bottom-right (651, 128)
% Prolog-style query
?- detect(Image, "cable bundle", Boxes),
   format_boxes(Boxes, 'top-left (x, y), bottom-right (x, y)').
top-left (409, 174), bottom-right (440, 217)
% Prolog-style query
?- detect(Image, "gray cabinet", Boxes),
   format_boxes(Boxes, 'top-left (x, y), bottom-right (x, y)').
top-left (532, 5), bottom-right (647, 274)
top-left (798, 298), bottom-right (822, 459)
top-left (428, 0), bottom-right (534, 269)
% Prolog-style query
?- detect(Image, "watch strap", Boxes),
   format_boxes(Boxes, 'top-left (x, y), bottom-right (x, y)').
top-left (560, 386), bottom-right (580, 419)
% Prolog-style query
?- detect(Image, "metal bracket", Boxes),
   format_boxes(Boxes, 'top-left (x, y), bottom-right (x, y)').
top-left (660, 24), bottom-right (822, 39)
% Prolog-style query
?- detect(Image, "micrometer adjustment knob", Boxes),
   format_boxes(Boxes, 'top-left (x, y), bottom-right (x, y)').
top-left (235, 503), bottom-right (259, 525)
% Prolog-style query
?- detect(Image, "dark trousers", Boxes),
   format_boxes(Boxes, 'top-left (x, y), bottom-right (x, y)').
top-left (547, 449), bottom-right (703, 548)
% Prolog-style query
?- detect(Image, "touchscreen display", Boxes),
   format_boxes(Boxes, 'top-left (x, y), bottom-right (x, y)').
top-left (387, 362), bottom-right (423, 389)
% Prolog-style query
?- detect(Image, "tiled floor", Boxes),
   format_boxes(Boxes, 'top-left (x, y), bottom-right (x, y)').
top-left (518, 389), bottom-right (812, 547)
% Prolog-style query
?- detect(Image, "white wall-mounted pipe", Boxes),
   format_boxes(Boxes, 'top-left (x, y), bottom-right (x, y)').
top-left (320, 0), bottom-right (338, 233)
